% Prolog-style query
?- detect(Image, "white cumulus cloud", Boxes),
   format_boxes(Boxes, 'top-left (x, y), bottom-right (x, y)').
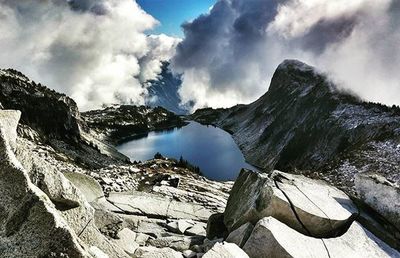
top-left (0, 0), bottom-right (180, 110)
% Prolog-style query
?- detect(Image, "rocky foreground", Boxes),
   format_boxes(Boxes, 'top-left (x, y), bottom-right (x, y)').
top-left (0, 67), bottom-right (399, 257)
top-left (2, 109), bottom-right (399, 257)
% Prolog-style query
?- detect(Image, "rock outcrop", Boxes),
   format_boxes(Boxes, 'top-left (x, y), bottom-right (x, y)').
top-left (202, 242), bottom-right (249, 258)
top-left (0, 110), bottom-right (88, 257)
top-left (0, 68), bottom-right (128, 168)
top-left (0, 69), bottom-right (82, 142)
top-left (191, 60), bottom-right (400, 191)
top-left (82, 105), bottom-right (187, 145)
top-left (225, 222), bottom-right (254, 248)
top-left (243, 217), bottom-right (398, 258)
top-left (201, 169), bottom-right (400, 258)
top-left (224, 170), bottom-right (358, 237)
top-left (355, 173), bottom-right (400, 233)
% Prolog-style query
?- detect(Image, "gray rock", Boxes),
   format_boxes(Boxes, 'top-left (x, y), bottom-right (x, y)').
top-left (108, 192), bottom-right (212, 221)
top-left (147, 235), bottom-right (205, 252)
top-left (10, 111), bottom-right (129, 257)
top-left (242, 217), bottom-right (400, 258)
top-left (224, 170), bottom-right (358, 237)
top-left (182, 250), bottom-right (197, 258)
top-left (185, 224), bottom-right (206, 237)
top-left (0, 110), bottom-right (19, 150)
top-left (167, 220), bottom-right (195, 234)
top-left (134, 246), bottom-right (183, 258)
top-left (64, 171), bottom-right (105, 203)
top-left (121, 214), bottom-right (168, 239)
top-left (202, 242), bottom-right (249, 258)
top-left (89, 246), bottom-right (109, 258)
top-left (201, 238), bottom-right (224, 253)
top-left (112, 228), bottom-right (139, 256)
top-left (355, 173), bottom-right (400, 230)
top-left (0, 110), bottom-right (88, 257)
top-left (206, 213), bottom-right (228, 240)
top-left (135, 233), bottom-right (151, 246)
top-left (225, 223), bottom-right (254, 248)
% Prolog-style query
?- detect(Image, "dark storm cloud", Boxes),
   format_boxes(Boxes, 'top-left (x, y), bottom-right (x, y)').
top-left (172, 0), bottom-right (400, 110)
top-left (67, 0), bottom-right (109, 15)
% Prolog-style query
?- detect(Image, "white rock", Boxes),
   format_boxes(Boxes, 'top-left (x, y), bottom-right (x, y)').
top-left (167, 220), bottom-right (195, 234)
top-left (135, 247), bottom-right (183, 258)
top-left (202, 242), bottom-right (249, 258)
top-left (131, 167), bottom-right (141, 173)
top-left (108, 192), bottom-right (212, 221)
top-left (102, 177), bottom-right (113, 185)
top-left (224, 170), bottom-right (358, 237)
top-left (135, 233), bottom-right (151, 246)
top-left (182, 250), bottom-right (197, 258)
top-left (185, 224), bottom-right (207, 237)
top-left (64, 172), bottom-right (104, 203)
top-left (89, 246), bottom-right (109, 258)
top-left (242, 217), bottom-right (400, 258)
top-left (112, 228), bottom-right (139, 256)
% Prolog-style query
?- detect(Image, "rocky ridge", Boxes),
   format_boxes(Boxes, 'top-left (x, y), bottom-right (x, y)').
top-left (191, 59), bottom-right (400, 192)
top-left (82, 104), bottom-right (187, 145)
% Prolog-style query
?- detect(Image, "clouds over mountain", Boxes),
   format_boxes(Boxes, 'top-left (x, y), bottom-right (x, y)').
top-left (172, 0), bottom-right (400, 109)
top-left (0, 0), bottom-right (179, 110)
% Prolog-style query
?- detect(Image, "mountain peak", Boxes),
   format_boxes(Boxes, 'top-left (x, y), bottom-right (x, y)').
top-left (277, 59), bottom-right (316, 73)
top-left (266, 59), bottom-right (329, 100)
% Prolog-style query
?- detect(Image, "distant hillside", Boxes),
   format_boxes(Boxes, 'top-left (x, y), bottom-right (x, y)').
top-left (82, 105), bottom-right (187, 144)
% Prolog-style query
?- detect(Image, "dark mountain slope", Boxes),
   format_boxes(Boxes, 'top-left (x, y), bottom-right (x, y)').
top-left (192, 60), bottom-right (400, 189)
top-left (0, 68), bottom-right (130, 167)
top-left (82, 105), bottom-right (187, 144)
top-left (0, 69), bottom-right (83, 142)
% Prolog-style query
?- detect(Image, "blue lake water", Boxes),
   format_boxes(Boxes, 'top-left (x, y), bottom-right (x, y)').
top-left (116, 121), bottom-right (257, 181)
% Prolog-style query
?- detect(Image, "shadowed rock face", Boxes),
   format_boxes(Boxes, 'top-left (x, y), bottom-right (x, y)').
top-left (0, 69), bottom-right (83, 142)
top-left (0, 69), bottom-right (131, 168)
top-left (191, 60), bottom-right (400, 191)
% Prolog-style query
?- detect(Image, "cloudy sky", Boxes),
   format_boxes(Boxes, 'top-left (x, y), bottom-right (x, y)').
top-left (0, 0), bottom-right (399, 111)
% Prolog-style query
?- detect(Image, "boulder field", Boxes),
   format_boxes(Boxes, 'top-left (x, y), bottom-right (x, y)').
top-left (1, 110), bottom-right (399, 257)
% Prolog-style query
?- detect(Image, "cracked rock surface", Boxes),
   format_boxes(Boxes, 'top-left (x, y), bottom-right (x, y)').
top-left (217, 169), bottom-right (400, 258)
top-left (243, 217), bottom-right (398, 258)
top-left (224, 169), bottom-right (358, 238)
